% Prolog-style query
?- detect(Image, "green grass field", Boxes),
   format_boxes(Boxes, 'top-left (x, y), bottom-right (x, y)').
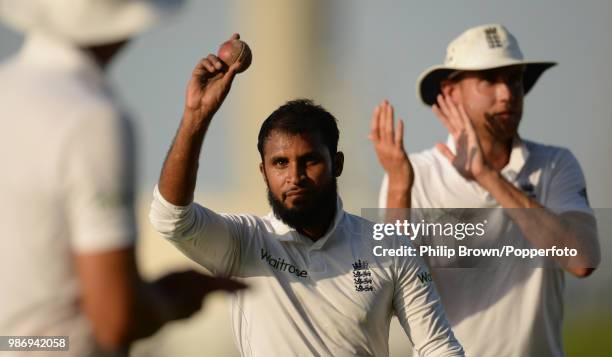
top-left (564, 311), bottom-right (612, 356)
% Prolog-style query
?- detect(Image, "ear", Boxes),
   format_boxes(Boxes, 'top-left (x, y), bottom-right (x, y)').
top-left (440, 79), bottom-right (461, 104)
top-left (259, 162), bottom-right (268, 184)
top-left (440, 79), bottom-right (455, 97)
top-left (333, 152), bottom-right (344, 177)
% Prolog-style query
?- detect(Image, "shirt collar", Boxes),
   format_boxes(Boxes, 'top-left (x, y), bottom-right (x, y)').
top-left (502, 136), bottom-right (530, 180)
top-left (18, 32), bottom-right (107, 90)
top-left (267, 196), bottom-right (345, 249)
top-left (445, 134), bottom-right (530, 180)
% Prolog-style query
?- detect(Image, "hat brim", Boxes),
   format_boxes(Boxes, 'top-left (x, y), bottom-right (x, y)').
top-left (0, 0), bottom-right (184, 46)
top-left (417, 61), bottom-right (557, 106)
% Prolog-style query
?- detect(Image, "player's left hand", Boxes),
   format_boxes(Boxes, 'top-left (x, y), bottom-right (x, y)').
top-left (433, 94), bottom-right (493, 181)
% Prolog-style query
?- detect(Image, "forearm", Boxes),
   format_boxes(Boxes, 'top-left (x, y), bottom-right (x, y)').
top-left (478, 171), bottom-right (600, 275)
top-left (159, 110), bottom-right (211, 206)
top-left (383, 174), bottom-right (413, 227)
top-left (386, 173), bottom-right (412, 209)
top-left (77, 251), bottom-right (177, 351)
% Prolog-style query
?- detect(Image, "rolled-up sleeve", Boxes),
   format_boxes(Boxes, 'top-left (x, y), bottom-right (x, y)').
top-left (149, 185), bottom-right (243, 276)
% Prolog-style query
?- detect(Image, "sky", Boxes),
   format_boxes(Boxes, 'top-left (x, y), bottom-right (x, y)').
top-left (1, 0), bottom-right (610, 212)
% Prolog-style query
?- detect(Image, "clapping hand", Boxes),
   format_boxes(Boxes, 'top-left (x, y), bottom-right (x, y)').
top-left (432, 94), bottom-right (493, 181)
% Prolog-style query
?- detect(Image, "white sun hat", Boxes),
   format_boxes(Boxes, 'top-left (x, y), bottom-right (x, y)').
top-left (0, 0), bottom-right (184, 46)
top-left (417, 23), bottom-right (557, 106)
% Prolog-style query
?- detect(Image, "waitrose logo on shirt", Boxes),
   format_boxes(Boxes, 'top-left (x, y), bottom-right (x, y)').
top-left (417, 271), bottom-right (432, 286)
top-left (261, 249), bottom-right (308, 278)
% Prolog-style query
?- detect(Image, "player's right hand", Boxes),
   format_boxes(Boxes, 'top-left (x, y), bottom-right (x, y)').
top-left (369, 100), bottom-right (413, 186)
top-left (184, 35), bottom-right (245, 122)
top-left (432, 94), bottom-right (492, 182)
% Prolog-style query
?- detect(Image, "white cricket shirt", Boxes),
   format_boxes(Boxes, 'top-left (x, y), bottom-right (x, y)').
top-left (150, 186), bottom-right (464, 356)
top-left (379, 136), bottom-right (593, 357)
top-left (0, 34), bottom-right (137, 356)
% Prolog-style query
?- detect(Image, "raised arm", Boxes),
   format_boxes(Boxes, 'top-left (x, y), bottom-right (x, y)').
top-left (158, 34), bottom-right (245, 205)
top-left (150, 34), bottom-right (253, 277)
top-left (369, 100), bottom-right (413, 209)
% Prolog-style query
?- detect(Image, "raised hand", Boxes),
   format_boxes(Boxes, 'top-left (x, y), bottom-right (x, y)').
top-left (184, 33), bottom-right (246, 122)
top-left (369, 100), bottom-right (413, 185)
top-left (433, 94), bottom-right (492, 181)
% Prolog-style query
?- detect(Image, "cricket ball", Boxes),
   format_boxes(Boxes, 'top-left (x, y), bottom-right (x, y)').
top-left (217, 39), bottom-right (252, 73)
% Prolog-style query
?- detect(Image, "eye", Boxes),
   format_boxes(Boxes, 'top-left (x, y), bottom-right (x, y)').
top-left (272, 158), bottom-right (288, 167)
top-left (302, 155), bottom-right (321, 166)
top-left (507, 75), bottom-right (523, 88)
top-left (481, 72), bottom-right (497, 84)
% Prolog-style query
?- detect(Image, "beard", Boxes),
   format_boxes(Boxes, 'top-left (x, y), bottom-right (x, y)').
top-left (484, 109), bottom-right (522, 141)
top-left (267, 177), bottom-right (338, 231)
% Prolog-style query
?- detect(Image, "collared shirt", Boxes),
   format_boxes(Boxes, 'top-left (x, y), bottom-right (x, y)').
top-left (0, 33), bottom-right (136, 356)
top-left (150, 186), bottom-right (464, 357)
top-left (379, 136), bottom-right (592, 357)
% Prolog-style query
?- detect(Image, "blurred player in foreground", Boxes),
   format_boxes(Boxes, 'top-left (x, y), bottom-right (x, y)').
top-left (149, 35), bottom-right (464, 356)
top-left (373, 24), bottom-right (600, 356)
top-left (0, 1), bottom-right (243, 355)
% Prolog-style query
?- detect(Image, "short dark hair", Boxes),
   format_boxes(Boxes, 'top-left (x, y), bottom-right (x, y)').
top-left (257, 99), bottom-right (339, 159)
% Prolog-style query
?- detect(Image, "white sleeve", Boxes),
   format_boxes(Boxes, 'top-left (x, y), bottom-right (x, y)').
top-left (149, 186), bottom-right (247, 276)
top-left (64, 107), bottom-right (136, 252)
top-left (392, 239), bottom-right (464, 356)
top-left (378, 174), bottom-right (389, 208)
top-left (545, 149), bottom-right (593, 215)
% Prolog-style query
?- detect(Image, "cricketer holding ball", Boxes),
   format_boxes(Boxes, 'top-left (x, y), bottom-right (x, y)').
top-left (150, 35), bottom-right (464, 356)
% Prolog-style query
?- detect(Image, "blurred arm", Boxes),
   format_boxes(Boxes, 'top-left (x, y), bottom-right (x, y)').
top-left (75, 247), bottom-right (245, 351)
top-left (75, 248), bottom-right (163, 350)
top-left (477, 170), bottom-right (600, 277)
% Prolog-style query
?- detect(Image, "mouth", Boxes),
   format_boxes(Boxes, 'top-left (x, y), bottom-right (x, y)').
top-left (490, 111), bottom-right (520, 124)
top-left (283, 188), bottom-right (309, 200)
top-left (494, 111), bottom-right (515, 118)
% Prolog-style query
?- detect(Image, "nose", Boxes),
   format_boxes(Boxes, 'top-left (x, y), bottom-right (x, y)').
top-left (495, 81), bottom-right (512, 103)
top-left (286, 161), bottom-right (306, 185)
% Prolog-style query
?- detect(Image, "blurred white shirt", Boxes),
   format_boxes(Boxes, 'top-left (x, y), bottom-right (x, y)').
top-left (0, 33), bottom-right (136, 356)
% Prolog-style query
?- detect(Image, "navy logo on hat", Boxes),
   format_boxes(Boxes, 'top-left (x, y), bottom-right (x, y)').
top-left (485, 27), bottom-right (503, 48)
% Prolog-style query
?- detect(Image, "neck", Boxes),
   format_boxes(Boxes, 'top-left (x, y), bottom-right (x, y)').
top-left (82, 40), bottom-right (127, 70)
top-left (297, 206), bottom-right (336, 241)
top-left (478, 133), bottom-right (513, 171)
